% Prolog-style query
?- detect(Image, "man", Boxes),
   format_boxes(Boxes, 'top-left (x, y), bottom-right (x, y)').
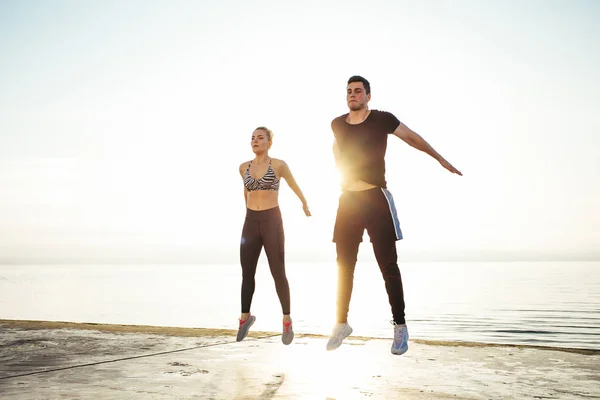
top-left (327, 75), bottom-right (462, 355)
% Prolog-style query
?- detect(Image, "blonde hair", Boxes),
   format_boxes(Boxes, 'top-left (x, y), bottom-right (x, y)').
top-left (255, 126), bottom-right (274, 142)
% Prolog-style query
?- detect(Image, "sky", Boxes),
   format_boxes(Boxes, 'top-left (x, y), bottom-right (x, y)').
top-left (0, 0), bottom-right (599, 264)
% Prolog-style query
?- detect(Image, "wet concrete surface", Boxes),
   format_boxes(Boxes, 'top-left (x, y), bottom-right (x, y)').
top-left (1, 320), bottom-right (599, 399)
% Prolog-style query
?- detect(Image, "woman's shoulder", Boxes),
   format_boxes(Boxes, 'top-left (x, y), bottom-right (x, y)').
top-left (270, 158), bottom-right (289, 178)
top-left (239, 160), bottom-right (252, 172)
top-left (270, 158), bottom-right (288, 168)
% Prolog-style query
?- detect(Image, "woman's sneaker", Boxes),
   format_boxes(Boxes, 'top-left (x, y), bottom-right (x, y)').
top-left (282, 321), bottom-right (294, 345)
top-left (391, 322), bottom-right (409, 355)
top-left (236, 315), bottom-right (256, 342)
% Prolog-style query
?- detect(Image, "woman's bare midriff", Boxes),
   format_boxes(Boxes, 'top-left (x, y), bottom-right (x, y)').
top-left (344, 180), bottom-right (378, 192)
top-left (246, 190), bottom-right (279, 211)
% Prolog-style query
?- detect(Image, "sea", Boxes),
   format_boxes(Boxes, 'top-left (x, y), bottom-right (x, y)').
top-left (1, 261), bottom-right (599, 352)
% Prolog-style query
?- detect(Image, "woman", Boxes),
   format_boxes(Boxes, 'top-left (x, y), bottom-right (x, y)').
top-left (237, 126), bottom-right (311, 345)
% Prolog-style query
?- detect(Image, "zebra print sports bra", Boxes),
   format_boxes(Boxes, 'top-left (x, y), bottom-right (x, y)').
top-left (243, 159), bottom-right (280, 192)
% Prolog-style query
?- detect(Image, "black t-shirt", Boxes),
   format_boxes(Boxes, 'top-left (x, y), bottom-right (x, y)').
top-left (331, 109), bottom-right (401, 189)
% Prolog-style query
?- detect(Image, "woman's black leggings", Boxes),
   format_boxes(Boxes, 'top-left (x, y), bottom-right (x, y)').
top-left (240, 206), bottom-right (290, 315)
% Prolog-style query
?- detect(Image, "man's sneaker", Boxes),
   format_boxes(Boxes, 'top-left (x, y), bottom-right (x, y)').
top-left (326, 322), bottom-right (353, 351)
top-left (391, 322), bottom-right (409, 355)
top-left (282, 321), bottom-right (294, 345)
top-left (236, 315), bottom-right (256, 342)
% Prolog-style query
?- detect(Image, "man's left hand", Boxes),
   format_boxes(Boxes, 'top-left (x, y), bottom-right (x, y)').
top-left (440, 158), bottom-right (463, 176)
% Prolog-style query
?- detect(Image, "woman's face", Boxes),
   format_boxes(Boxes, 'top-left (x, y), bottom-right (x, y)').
top-left (251, 129), bottom-right (271, 154)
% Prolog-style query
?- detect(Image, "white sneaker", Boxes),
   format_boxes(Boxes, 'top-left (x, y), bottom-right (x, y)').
top-left (326, 322), bottom-right (353, 351)
top-left (391, 322), bottom-right (409, 355)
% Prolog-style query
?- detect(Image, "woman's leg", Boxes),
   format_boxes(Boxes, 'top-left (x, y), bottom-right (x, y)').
top-left (240, 217), bottom-right (263, 317)
top-left (261, 209), bottom-right (290, 317)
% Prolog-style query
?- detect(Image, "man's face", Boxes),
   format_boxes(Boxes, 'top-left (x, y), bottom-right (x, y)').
top-left (346, 82), bottom-right (370, 111)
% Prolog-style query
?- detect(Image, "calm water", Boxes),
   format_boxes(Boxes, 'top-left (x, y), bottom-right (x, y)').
top-left (1, 261), bottom-right (599, 351)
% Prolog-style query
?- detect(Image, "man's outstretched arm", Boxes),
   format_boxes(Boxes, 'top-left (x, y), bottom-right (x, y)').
top-left (392, 122), bottom-right (462, 176)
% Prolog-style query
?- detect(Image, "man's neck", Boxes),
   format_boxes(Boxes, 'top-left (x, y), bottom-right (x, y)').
top-left (346, 107), bottom-right (370, 124)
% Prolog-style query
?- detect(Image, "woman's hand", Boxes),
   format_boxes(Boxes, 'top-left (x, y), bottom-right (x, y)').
top-left (303, 203), bottom-right (311, 217)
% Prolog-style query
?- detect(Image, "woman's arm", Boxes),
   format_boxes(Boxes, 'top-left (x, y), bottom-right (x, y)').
top-left (279, 160), bottom-right (311, 216)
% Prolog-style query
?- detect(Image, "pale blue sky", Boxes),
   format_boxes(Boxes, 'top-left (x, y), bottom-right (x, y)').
top-left (1, 0), bottom-right (599, 263)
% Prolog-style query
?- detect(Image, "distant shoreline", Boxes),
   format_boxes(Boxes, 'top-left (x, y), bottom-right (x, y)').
top-left (2, 319), bottom-right (597, 356)
top-left (1, 258), bottom-right (600, 264)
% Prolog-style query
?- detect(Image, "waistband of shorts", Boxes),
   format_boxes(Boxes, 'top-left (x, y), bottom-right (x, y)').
top-left (341, 187), bottom-right (383, 197)
top-left (245, 206), bottom-right (281, 221)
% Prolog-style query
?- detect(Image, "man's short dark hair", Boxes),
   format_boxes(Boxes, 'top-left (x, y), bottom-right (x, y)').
top-left (347, 75), bottom-right (371, 95)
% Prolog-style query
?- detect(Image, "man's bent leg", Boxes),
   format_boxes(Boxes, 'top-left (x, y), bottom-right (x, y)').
top-left (372, 238), bottom-right (405, 324)
top-left (329, 191), bottom-right (364, 351)
top-left (372, 237), bottom-right (409, 355)
top-left (335, 240), bottom-right (360, 323)
top-left (325, 240), bottom-right (360, 351)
